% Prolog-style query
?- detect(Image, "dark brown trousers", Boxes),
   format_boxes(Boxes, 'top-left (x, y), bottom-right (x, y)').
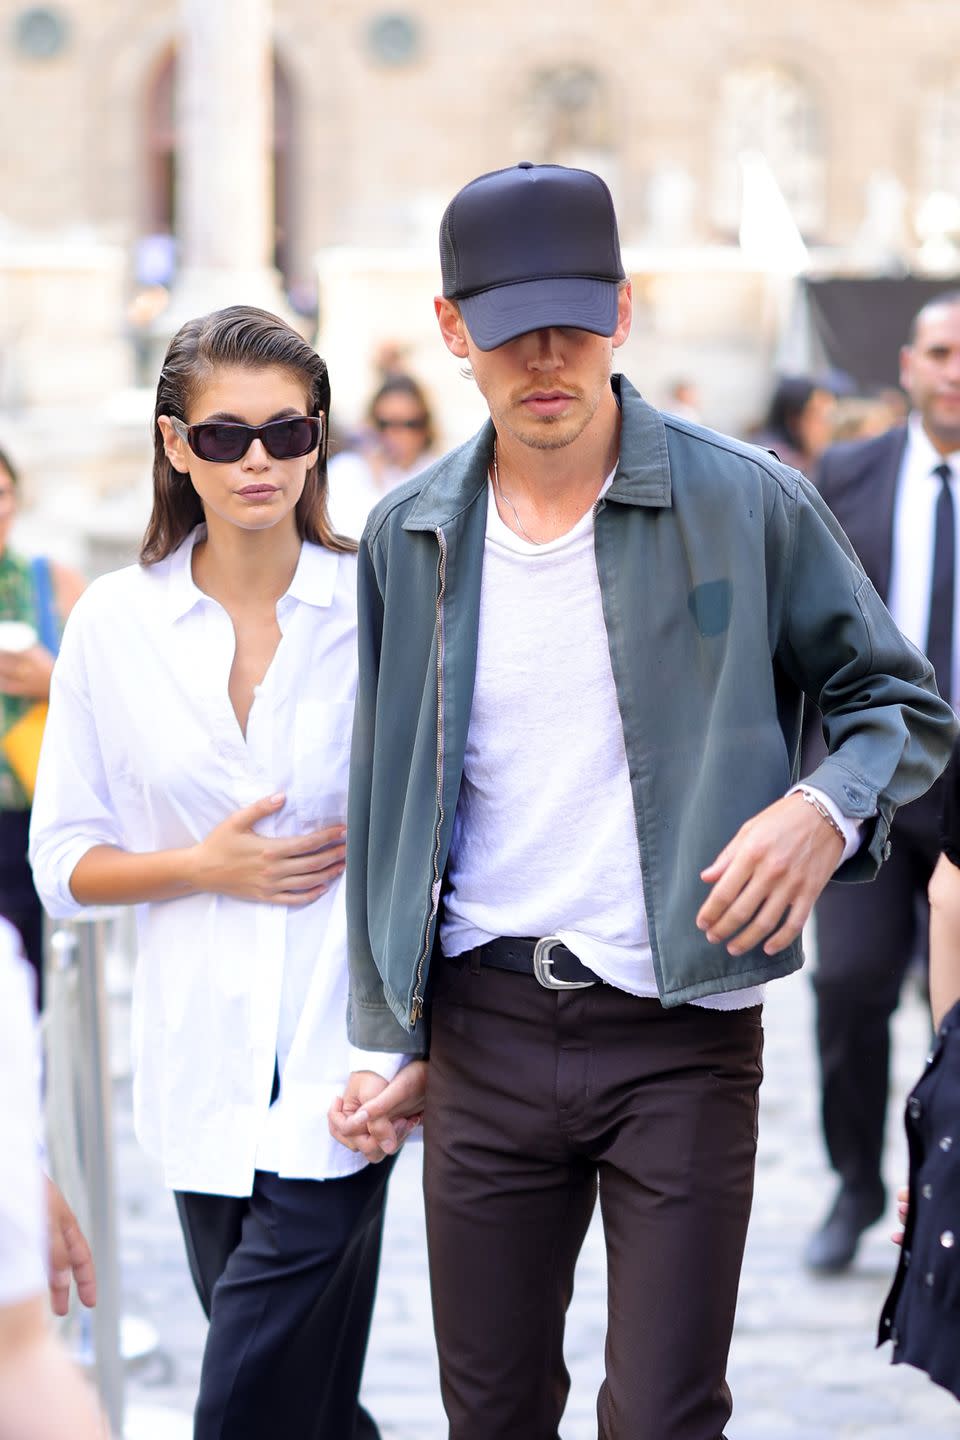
top-left (423, 957), bottom-right (764, 1440)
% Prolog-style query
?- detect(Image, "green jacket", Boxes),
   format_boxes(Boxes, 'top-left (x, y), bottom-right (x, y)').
top-left (347, 376), bottom-right (956, 1052)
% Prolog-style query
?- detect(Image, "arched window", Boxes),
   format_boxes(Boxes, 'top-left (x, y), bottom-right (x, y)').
top-left (142, 47), bottom-right (294, 282)
top-left (918, 75), bottom-right (960, 199)
top-left (713, 63), bottom-right (826, 239)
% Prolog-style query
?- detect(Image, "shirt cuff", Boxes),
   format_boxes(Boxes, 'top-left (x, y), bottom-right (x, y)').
top-left (787, 784), bottom-right (864, 866)
top-left (346, 1047), bottom-right (411, 1084)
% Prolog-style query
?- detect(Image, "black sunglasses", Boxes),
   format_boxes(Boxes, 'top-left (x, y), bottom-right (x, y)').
top-left (171, 414), bottom-right (323, 464)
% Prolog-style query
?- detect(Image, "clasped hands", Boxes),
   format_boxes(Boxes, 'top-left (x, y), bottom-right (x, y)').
top-left (328, 1062), bottom-right (428, 1163)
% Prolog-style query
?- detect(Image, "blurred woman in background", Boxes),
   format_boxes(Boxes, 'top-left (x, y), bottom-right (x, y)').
top-left (327, 373), bottom-right (438, 538)
top-left (0, 447), bottom-right (84, 1004)
top-left (749, 375), bottom-right (836, 475)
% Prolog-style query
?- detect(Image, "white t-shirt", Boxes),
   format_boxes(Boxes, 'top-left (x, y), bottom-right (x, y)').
top-left (30, 530), bottom-right (403, 1196)
top-left (441, 475), bottom-right (856, 1008)
top-left (0, 920), bottom-right (46, 1306)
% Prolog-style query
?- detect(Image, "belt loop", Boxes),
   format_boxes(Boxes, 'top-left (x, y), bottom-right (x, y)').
top-left (468, 946), bottom-right (482, 976)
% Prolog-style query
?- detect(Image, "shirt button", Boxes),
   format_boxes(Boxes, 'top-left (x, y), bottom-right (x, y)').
top-left (908, 1097), bottom-right (922, 1121)
top-left (941, 1230), bottom-right (955, 1249)
top-left (940, 1136), bottom-right (954, 1153)
top-left (882, 840), bottom-right (893, 861)
top-left (922, 1182), bottom-right (934, 1200)
top-left (925, 1271), bottom-right (935, 1288)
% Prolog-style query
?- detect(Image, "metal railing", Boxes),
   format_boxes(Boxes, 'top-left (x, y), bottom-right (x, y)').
top-left (42, 908), bottom-right (140, 1439)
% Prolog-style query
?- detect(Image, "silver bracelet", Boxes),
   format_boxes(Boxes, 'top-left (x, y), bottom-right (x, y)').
top-left (798, 788), bottom-right (846, 844)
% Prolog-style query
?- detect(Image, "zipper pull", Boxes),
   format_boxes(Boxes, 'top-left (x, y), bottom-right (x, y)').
top-left (410, 997), bottom-right (423, 1024)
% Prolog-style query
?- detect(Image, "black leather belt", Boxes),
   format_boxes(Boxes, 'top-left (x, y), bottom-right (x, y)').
top-left (465, 935), bottom-right (598, 990)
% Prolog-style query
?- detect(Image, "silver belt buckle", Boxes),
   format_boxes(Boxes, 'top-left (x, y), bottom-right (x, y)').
top-left (533, 935), bottom-right (595, 990)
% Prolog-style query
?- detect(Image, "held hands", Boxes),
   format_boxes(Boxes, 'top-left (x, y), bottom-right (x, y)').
top-left (45, 1178), bottom-right (96, 1317)
top-left (0, 644), bottom-right (54, 701)
top-left (328, 1062), bottom-right (428, 1163)
top-left (697, 790), bottom-right (845, 958)
top-left (195, 793), bottom-right (345, 906)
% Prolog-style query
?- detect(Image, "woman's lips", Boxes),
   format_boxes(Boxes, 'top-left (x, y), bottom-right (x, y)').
top-left (237, 485), bottom-right (279, 498)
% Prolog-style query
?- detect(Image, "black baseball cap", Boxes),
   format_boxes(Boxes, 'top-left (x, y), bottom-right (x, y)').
top-left (439, 162), bottom-right (626, 351)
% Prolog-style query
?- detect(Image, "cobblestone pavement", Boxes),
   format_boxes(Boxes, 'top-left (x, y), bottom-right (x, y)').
top-left (110, 966), bottom-right (959, 1439)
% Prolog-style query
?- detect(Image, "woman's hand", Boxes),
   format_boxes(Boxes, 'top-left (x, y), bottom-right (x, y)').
top-left (194, 793), bottom-right (346, 905)
top-left (0, 644), bottom-right (54, 701)
top-left (892, 1185), bottom-right (909, 1246)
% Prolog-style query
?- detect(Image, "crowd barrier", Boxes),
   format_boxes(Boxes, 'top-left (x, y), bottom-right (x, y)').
top-left (43, 908), bottom-right (141, 1438)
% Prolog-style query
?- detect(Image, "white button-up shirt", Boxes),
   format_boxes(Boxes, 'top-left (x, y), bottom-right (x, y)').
top-left (30, 528), bottom-right (402, 1197)
top-left (0, 920), bottom-right (45, 1305)
top-left (888, 414), bottom-right (960, 709)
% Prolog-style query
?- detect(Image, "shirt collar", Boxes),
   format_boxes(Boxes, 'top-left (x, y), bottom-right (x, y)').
top-left (906, 412), bottom-right (960, 477)
top-left (162, 525), bottom-right (339, 622)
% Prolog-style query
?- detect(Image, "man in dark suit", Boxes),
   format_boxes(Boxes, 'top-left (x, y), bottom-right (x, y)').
top-left (805, 290), bottom-right (960, 1272)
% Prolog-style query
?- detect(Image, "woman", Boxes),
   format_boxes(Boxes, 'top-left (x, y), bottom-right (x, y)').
top-left (326, 373), bottom-right (438, 538)
top-left (879, 734), bottom-right (960, 1402)
top-left (0, 446), bottom-right (84, 1003)
top-left (749, 374), bottom-right (836, 475)
top-left (29, 306), bottom-right (412, 1440)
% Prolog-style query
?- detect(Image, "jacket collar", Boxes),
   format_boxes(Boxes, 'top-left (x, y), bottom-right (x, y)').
top-left (402, 374), bottom-right (671, 532)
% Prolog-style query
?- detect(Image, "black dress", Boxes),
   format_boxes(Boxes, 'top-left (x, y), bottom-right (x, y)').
top-left (878, 739), bottom-right (960, 1401)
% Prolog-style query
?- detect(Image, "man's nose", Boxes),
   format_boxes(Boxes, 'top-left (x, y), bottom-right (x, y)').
top-left (527, 328), bottom-right (563, 369)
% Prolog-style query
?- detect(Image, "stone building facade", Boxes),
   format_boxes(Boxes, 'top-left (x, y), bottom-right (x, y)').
top-left (4, 0), bottom-right (960, 275)
top-left (1, 0), bottom-right (960, 560)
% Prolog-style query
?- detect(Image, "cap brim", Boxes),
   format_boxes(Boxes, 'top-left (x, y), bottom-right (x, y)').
top-left (458, 277), bottom-right (620, 351)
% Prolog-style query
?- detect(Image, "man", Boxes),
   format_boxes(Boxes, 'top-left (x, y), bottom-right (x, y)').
top-left (804, 292), bottom-right (960, 1274)
top-left (329, 164), bottom-right (955, 1440)
top-left (0, 917), bottom-right (102, 1440)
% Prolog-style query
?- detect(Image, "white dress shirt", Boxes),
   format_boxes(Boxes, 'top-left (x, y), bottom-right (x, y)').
top-left (0, 920), bottom-right (46, 1306)
top-left (30, 529), bottom-right (402, 1197)
top-left (887, 414), bottom-right (960, 710)
top-left (441, 477), bottom-right (859, 1009)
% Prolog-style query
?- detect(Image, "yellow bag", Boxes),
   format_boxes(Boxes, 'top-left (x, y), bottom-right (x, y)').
top-left (2, 702), bottom-right (48, 800)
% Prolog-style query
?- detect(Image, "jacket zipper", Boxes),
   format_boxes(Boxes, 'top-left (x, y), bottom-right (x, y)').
top-left (411, 526), bottom-right (448, 1023)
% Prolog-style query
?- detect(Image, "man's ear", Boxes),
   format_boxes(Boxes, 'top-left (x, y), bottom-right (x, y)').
top-left (156, 416), bottom-right (191, 474)
top-left (612, 281), bottom-right (633, 350)
top-left (435, 297), bottom-right (470, 359)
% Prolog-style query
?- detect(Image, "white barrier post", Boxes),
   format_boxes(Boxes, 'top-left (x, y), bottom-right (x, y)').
top-left (49, 919), bottom-right (125, 1436)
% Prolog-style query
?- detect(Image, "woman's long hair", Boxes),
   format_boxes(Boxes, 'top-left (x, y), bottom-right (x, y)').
top-left (141, 305), bottom-right (353, 564)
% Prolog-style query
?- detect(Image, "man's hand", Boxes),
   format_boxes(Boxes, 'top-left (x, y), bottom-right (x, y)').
top-left (328, 1063), bottom-right (428, 1163)
top-left (697, 791), bottom-right (844, 957)
top-left (45, 1178), bottom-right (96, 1317)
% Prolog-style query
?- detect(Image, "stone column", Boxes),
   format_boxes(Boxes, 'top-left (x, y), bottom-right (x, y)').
top-left (163, 0), bottom-right (289, 323)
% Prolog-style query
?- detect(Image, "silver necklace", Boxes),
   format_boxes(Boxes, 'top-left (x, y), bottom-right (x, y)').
top-left (491, 440), bottom-right (545, 546)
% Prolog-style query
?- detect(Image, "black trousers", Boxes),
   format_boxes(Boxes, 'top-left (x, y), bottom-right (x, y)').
top-left (0, 808), bottom-right (43, 1007)
top-left (811, 787), bottom-right (941, 1199)
top-left (424, 957), bottom-right (763, 1440)
top-left (175, 1162), bottom-right (393, 1440)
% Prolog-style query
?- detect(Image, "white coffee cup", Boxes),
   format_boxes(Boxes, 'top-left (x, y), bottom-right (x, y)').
top-left (0, 622), bottom-right (38, 653)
